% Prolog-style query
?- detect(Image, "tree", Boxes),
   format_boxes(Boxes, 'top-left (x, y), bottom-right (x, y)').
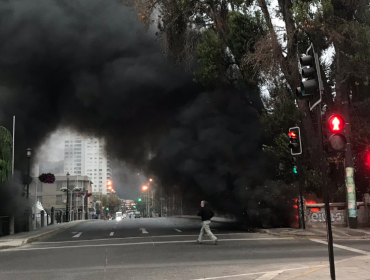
top-left (135, 0), bottom-right (266, 114)
top-left (101, 195), bottom-right (121, 216)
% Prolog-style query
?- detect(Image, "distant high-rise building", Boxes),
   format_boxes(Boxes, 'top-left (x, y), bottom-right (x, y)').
top-left (63, 134), bottom-right (111, 194)
top-left (39, 160), bottom-right (64, 175)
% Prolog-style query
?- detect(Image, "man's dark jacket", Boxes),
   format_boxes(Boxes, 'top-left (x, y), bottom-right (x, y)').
top-left (197, 206), bottom-right (214, 221)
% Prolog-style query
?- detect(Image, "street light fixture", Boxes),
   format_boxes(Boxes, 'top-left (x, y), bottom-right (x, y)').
top-left (26, 148), bottom-right (32, 198)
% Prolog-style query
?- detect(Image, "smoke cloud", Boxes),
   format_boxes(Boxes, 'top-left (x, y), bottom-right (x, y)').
top-left (0, 0), bottom-right (297, 226)
top-left (0, 0), bottom-right (199, 170)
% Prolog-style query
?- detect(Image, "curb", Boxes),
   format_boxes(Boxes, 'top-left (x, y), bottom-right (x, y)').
top-left (0, 220), bottom-right (88, 250)
top-left (26, 220), bottom-right (88, 244)
top-left (255, 228), bottom-right (327, 239)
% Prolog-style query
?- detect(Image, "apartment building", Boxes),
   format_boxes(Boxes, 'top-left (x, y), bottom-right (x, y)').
top-left (64, 134), bottom-right (112, 194)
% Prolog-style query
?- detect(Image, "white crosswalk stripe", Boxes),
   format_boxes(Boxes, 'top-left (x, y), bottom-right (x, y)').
top-left (255, 271), bottom-right (283, 280)
top-left (174, 229), bottom-right (182, 232)
top-left (72, 232), bottom-right (82, 238)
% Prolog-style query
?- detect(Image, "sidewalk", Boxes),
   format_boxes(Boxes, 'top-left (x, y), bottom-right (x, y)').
top-left (275, 255), bottom-right (370, 279)
top-left (0, 220), bottom-right (88, 249)
top-left (259, 227), bottom-right (370, 239)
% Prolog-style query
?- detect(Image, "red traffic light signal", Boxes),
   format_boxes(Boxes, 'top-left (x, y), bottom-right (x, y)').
top-left (288, 127), bottom-right (302, 156)
top-left (288, 131), bottom-right (297, 139)
top-left (326, 114), bottom-right (346, 152)
top-left (328, 115), bottom-right (344, 132)
top-left (365, 151), bottom-right (370, 167)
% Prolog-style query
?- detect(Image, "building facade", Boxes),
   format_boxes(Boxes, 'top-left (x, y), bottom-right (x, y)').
top-left (64, 134), bottom-right (112, 194)
top-left (29, 174), bottom-right (93, 218)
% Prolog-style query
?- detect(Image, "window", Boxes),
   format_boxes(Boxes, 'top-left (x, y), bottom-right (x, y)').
top-left (56, 195), bottom-right (63, 204)
top-left (99, 177), bottom-right (102, 179)
top-left (65, 141), bottom-right (69, 143)
top-left (76, 164), bottom-right (81, 166)
top-left (56, 182), bottom-right (63, 191)
top-left (75, 171), bottom-right (81, 174)
top-left (37, 196), bottom-right (42, 203)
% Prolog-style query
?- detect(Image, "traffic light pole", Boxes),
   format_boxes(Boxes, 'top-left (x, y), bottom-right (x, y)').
top-left (317, 102), bottom-right (336, 280)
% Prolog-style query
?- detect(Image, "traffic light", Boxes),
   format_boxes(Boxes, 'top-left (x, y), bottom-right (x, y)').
top-left (288, 127), bottom-right (302, 156)
top-left (296, 55), bottom-right (318, 99)
top-left (296, 48), bottom-right (323, 110)
top-left (326, 114), bottom-right (346, 151)
top-left (133, 206), bottom-right (136, 209)
top-left (365, 151), bottom-right (370, 168)
top-left (106, 207), bottom-right (109, 211)
top-left (138, 198), bottom-right (142, 202)
top-left (292, 157), bottom-right (298, 174)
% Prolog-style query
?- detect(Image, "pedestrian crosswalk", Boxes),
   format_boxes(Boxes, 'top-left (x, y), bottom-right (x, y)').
top-left (70, 227), bottom-right (200, 238)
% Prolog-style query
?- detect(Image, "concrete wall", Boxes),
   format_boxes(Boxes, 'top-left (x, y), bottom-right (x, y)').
top-left (304, 194), bottom-right (370, 227)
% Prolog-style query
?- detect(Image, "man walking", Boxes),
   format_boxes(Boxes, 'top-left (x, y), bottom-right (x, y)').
top-left (197, 200), bottom-right (218, 245)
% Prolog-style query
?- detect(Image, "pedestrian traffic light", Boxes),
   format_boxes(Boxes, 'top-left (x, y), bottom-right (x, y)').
top-left (133, 206), bottom-right (136, 209)
top-left (365, 151), bottom-right (370, 168)
top-left (326, 114), bottom-right (346, 151)
top-left (138, 198), bottom-right (142, 202)
top-left (288, 127), bottom-right (302, 155)
top-left (106, 207), bottom-right (109, 211)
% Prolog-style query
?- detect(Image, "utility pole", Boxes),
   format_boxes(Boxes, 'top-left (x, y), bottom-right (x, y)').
top-left (341, 83), bottom-right (357, 228)
top-left (296, 44), bottom-right (336, 279)
top-left (12, 116), bottom-right (15, 180)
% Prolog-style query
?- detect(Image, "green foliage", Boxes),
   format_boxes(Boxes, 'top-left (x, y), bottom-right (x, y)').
top-left (101, 194), bottom-right (121, 216)
top-left (227, 11), bottom-right (266, 84)
top-left (0, 127), bottom-right (12, 182)
top-left (193, 30), bottom-right (228, 89)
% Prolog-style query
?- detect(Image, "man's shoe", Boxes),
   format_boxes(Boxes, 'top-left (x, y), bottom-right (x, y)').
top-left (197, 240), bottom-right (202, 244)
top-left (213, 239), bottom-right (218, 245)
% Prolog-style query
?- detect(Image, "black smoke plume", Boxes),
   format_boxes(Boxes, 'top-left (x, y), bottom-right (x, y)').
top-left (0, 0), bottom-right (297, 226)
top-left (0, 0), bottom-right (199, 170)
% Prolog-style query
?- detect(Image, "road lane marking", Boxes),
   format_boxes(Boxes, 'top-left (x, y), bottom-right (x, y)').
top-left (310, 239), bottom-right (370, 255)
top-left (5, 238), bottom-right (295, 251)
top-left (174, 229), bottom-right (182, 232)
top-left (190, 266), bottom-right (325, 280)
top-left (110, 232), bottom-right (114, 236)
top-left (139, 228), bottom-right (148, 234)
top-left (256, 271), bottom-right (283, 280)
top-left (72, 232), bottom-right (82, 238)
top-left (34, 235), bottom-right (292, 244)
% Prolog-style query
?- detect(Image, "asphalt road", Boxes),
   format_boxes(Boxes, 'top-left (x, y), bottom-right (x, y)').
top-left (0, 217), bottom-right (369, 280)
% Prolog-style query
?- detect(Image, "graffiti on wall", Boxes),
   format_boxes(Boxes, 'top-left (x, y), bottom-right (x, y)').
top-left (310, 212), bottom-right (345, 223)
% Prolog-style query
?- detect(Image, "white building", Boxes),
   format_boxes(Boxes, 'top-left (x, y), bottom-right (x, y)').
top-left (64, 134), bottom-right (112, 194)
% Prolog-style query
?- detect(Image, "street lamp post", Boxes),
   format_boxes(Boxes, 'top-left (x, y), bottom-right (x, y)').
top-left (66, 172), bottom-right (70, 222)
top-left (26, 148), bottom-right (32, 198)
top-left (142, 185), bottom-right (148, 217)
top-left (148, 179), bottom-right (153, 217)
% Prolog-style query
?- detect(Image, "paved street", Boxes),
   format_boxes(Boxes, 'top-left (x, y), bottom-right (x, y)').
top-left (1, 217), bottom-right (370, 279)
